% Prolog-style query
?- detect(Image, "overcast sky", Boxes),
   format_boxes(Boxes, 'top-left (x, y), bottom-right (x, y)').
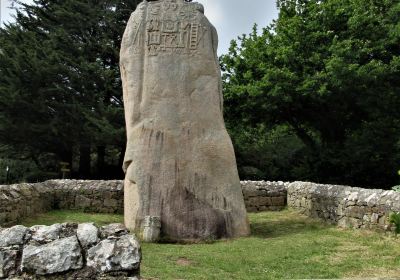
top-left (1, 0), bottom-right (279, 55)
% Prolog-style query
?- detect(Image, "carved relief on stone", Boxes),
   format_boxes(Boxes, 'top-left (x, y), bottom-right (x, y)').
top-left (135, 0), bottom-right (207, 56)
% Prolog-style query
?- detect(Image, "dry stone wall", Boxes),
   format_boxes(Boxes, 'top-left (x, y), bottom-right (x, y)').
top-left (287, 182), bottom-right (400, 231)
top-left (50, 180), bottom-right (123, 214)
top-left (0, 184), bottom-right (54, 227)
top-left (0, 180), bottom-right (289, 227)
top-left (2, 180), bottom-right (400, 232)
top-left (241, 181), bottom-right (288, 212)
top-left (0, 180), bottom-right (123, 227)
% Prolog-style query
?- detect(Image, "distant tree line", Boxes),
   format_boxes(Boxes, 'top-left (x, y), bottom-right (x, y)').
top-left (0, 0), bottom-right (399, 189)
top-left (222, 0), bottom-right (400, 188)
top-left (0, 0), bottom-right (140, 182)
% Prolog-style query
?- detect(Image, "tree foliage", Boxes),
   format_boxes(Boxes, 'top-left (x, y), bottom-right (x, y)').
top-left (222, 0), bottom-right (400, 188)
top-left (0, 0), bottom-right (140, 181)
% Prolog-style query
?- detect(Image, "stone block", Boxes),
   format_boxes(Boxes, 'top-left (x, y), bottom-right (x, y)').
top-left (77, 223), bottom-right (99, 248)
top-left (87, 235), bottom-right (141, 273)
top-left (104, 198), bottom-right (118, 208)
top-left (0, 225), bottom-right (29, 247)
top-left (271, 196), bottom-right (285, 206)
top-left (21, 236), bottom-right (83, 275)
top-left (75, 195), bottom-right (92, 209)
top-left (0, 248), bottom-right (18, 278)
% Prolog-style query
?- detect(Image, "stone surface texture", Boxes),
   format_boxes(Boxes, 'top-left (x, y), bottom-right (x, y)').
top-left (142, 216), bottom-right (161, 243)
top-left (87, 235), bottom-right (141, 273)
top-left (77, 223), bottom-right (99, 248)
top-left (120, 0), bottom-right (249, 240)
top-left (0, 223), bottom-right (140, 279)
top-left (30, 224), bottom-right (63, 243)
top-left (22, 236), bottom-right (83, 275)
top-left (0, 248), bottom-right (18, 278)
top-left (0, 225), bottom-right (29, 247)
top-left (287, 182), bottom-right (400, 230)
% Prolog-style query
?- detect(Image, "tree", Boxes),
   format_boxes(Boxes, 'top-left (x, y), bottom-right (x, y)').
top-left (0, 0), bottom-right (140, 180)
top-left (222, 0), bottom-right (400, 188)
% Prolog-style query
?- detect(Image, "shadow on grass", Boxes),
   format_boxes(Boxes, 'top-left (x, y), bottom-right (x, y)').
top-left (250, 214), bottom-right (331, 239)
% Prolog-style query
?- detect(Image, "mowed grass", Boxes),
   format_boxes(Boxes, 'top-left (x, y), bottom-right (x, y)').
top-left (19, 210), bottom-right (123, 227)
top-left (19, 209), bottom-right (400, 279)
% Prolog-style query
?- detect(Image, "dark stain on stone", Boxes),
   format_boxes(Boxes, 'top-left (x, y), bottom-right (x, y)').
top-left (160, 132), bottom-right (164, 147)
top-left (161, 186), bottom-right (229, 241)
top-left (148, 130), bottom-right (154, 147)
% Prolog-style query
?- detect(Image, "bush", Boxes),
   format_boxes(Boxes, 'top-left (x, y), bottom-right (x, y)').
top-left (389, 212), bottom-right (400, 234)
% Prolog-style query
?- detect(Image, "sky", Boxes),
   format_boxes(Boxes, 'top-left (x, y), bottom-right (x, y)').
top-left (0, 0), bottom-right (279, 55)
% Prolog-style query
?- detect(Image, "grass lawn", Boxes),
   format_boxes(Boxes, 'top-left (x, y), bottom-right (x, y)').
top-left (19, 209), bottom-right (400, 279)
top-left (19, 210), bottom-right (123, 227)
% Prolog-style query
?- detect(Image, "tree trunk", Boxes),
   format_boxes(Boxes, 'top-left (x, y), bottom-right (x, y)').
top-left (96, 146), bottom-right (106, 179)
top-left (79, 144), bottom-right (91, 179)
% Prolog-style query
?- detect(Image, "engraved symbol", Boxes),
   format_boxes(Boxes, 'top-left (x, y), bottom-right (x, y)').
top-left (189, 23), bottom-right (199, 50)
top-left (179, 5), bottom-right (196, 20)
top-left (149, 3), bottom-right (161, 15)
top-left (148, 45), bottom-right (158, 56)
top-left (144, 0), bottom-right (206, 58)
top-left (147, 19), bottom-right (160, 31)
top-left (148, 32), bottom-right (161, 45)
top-left (162, 20), bottom-right (179, 33)
top-left (163, 0), bottom-right (178, 11)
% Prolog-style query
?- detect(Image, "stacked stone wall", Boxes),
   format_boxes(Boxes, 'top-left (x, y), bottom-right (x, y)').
top-left (287, 182), bottom-right (400, 231)
top-left (0, 181), bottom-right (124, 227)
top-left (49, 180), bottom-right (123, 214)
top-left (0, 223), bottom-right (140, 279)
top-left (2, 180), bottom-right (400, 232)
top-left (0, 180), bottom-right (290, 227)
top-left (0, 184), bottom-right (54, 227)
top-left (241, 181), bottom-right (288, 212)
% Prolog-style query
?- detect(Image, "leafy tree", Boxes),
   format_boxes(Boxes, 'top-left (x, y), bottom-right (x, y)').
top-left (222, 0), bottom-right (400, 188)
top-left (0, 0), bottom-right (140, 180)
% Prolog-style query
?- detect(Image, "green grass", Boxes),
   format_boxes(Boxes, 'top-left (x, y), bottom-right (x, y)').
top-left (18, 209), bottom-right (400, 279)
top-left (19, 210), bottom-right (123, 227)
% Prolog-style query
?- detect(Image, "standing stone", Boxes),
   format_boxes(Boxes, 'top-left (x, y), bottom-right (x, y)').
top-left (120, 0), bottom-right (250, 240)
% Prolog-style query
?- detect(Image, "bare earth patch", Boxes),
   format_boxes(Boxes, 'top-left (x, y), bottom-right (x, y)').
top-left (176, 258), bottom-right (194, 267)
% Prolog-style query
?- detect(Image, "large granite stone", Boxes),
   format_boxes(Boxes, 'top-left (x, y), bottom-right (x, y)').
top-left (30, 224), bottom-right (62, 244)
top-left (120, 0), bottom-right (249, 241)
top-left (87, 235), bottom-right (141, 273)
top-left (21, 236), bottom-right (83, 275)
top-left (77, 223), bottom-right (99, 248)
top-left (0, 225), bottom-right (29, 247)
top-left (100, 223), bottom-right (129, 239)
